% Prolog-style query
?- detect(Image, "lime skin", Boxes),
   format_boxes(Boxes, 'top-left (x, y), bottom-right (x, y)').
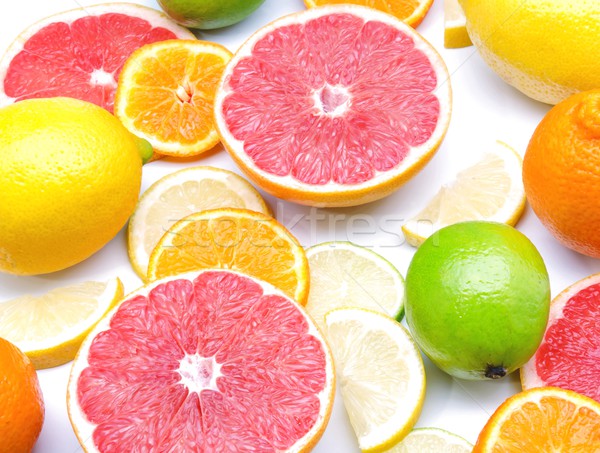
top-left (405, 221), bottom-right (550, 380)
top-left (157, 0), bottom-right (266, 29)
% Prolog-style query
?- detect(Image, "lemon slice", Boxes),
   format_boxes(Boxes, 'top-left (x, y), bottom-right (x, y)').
top-left (0, 278), bottom-right (123, 369)
top-left (444, 0), bottom-right (472, 48)
top-left (127, 166), bottom-right (270, 280)
top-left (402, 140), bottom-right (525, 247)
top-left (305, 242), bottom-right (405, 331)
top-left (325, 308), bottom-right (426, 453)
top-left (386, 427), bottom-right (473, 452)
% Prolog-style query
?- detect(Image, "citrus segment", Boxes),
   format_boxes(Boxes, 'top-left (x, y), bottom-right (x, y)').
top-left (127, 166), bottom-right (270, 279)
top-left (147, 208), bottom-right (309, 304)
top-left (0, 278), bottom-right (123, 369)
top-left (305, 242), bottom-right (405, 330)
top-left (402, 141), bottom-right (525, 246)
top-left (67, 270), bottom-right (334, 452)
top-left (0, 3), bottom-right (195, 112)
top-left (444, 0), bottom-right (471, 48)
top-left (521, 272), bottom-right (600, 403)
top-left (115, 39), bottom-right (232, 157)
top-left (215, 5), bottom-right (451, 207)
top-left (325, 308), bottom-right (425, 453)
top-left (473, 387), bottom-right (600, 451)
top-left (387, 427), bottom-right (472, 452)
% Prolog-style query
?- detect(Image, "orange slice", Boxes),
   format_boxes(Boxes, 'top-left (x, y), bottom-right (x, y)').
top-left (473, 387), bottom-right (600, 452)
top-left (115, 39), bottom-right (232, 157)
top-left (147, 208), bottom-right (310, 304)
top-left (303, 0), bottom-right (434, 28)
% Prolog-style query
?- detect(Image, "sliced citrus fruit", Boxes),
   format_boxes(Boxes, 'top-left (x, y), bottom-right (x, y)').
top-left (115, 39), bottom-right (232, 157)
top-left (304, 242), bottom-right (405, 331)
top-left (303, 0), bottom-right (434, 28)
top-left (0, 278), bottom-right (123, 369)
top-left (67, 270), bottom-right (335, 452)
top-left (324, 308), bottom-right (426, 453)
top-left (473, 387), bottom-right (600, 452)
top-left (444, 0), bottom-right (472, 48)
top-left (521, 272), bottom-right (600, 403)
top-left (402, 140), bottom-right (525, 247)
top-left (215, 5), bottom-right (452, 207)
top-left (0, 3), bottom-right (194, 112)
top-left (127, 166), bottom-right (271, 279)
top-left (387, 427), bottom-right (472, 452)
top-left (147, 208), bottom-right (310, 304)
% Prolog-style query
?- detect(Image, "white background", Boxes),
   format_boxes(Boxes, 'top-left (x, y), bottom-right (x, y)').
top-left (1, 1), bottom-right (599, 451)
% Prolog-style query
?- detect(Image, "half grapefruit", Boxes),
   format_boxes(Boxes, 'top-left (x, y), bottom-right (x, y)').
top-left (214, 5), bottom-right (451, 207)
top-left (0, 3), bottom-right (195, 112)
top-left (67, 270), bottom-right (334, 452)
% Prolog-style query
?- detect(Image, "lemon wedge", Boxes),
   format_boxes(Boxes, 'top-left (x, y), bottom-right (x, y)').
top-left (402, 140), bottom-right (525, 247)
top-left (0, 278), bottom-right (123, 369)
top-left (444, 0), bottom-right (472, 48)
top-left (325, 308), bottom-right (426, 453)
top-left (387, 427), bottom-right (473, 452)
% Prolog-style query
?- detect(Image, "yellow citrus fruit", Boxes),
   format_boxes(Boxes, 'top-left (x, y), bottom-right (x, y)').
top-left (0, 337), bottom-right (45, 453)
top-left (459, 0), bottom-right (600, 104)
top-left (523, 89), bottom-right (600, 257)
top-left (444, 0), bottom-right (471, 48)
top-left (0, 97), bottom-right (147, 275)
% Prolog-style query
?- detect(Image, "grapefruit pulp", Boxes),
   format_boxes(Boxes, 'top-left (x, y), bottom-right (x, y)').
top-left (0, 3), bottom-right (195, 112)
top-left (67, 270), bottom-right (334, 452)
top-left (215, 5), bottom-right (451, 207)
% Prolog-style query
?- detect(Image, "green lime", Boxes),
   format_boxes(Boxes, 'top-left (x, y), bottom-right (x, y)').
top-left (157, 0), bottom-right (266, 29)
top-left (405, 221), bottom-right (550, 380)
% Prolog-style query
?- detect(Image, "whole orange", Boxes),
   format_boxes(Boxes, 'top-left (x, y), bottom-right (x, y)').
top-left (0, 337), bottom-right (45, 452)
top-left (523, 89), bottom-right (600, 257)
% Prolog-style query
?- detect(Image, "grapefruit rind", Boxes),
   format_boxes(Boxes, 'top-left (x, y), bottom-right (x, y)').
top-left (67, 269), bottom-right (335, 453)
top-left (0, 3), bottom-right (195, 107)
top-left (214, 4), bottom-right (452, 207)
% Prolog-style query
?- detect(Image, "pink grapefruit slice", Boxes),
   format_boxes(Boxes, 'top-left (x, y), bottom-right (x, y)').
top-left (0, 3), bottom-right (195, 113)
top-left (214, 5), bottom-right (451, 207)
top-left (521, 272), bottom-right (600, 403)
top-left (67, 270), bottom-right (335, 452)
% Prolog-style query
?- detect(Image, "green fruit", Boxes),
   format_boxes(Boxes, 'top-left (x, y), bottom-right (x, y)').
top-left (404, 221), bottom-right (550, 380)
top-left (157, 0), bottom-right (266, 30)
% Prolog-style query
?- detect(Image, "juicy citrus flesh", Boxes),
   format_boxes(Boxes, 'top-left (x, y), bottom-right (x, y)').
top-left (0, 3), bottom-right (194, 112)
top-left (523, 89), bottom-right (600, 258)
top-left (0, 278), bottom-right (123, 369)
top-left (303, 0), bottom-right (434, 28)
top-left (402, 140), bottom-right (525, 246)
top-left (67, 270), bottom-right (334, 452)
top-left (325, 308), bottom-right (425, 453)
top-left (386, 427), bottom-right (472, 452)
top-left (0, 97), bottom-right (143, 275)
top-left (0, 338), bottom-right (45, 453)
top-left (147, 208), bottom-right (310, 304)
top-left (444, 0), bottom-right (472, 48)
top-left (473, 387), bottom-right (600, 452)
top-left (115, 39), bottom-right (232, 157)
top-left (405, 221), bottom-right (550, 380)
top-left (128, 166), bottom-right (270, 279)
top-left (215, 5), bottom-right (451, 207)
top-left (521, 273), bottom-right (600, 403)
top-left (304, 242), bottom-right (405, 331)
top-left (157, 0), bottom-right (266, 29)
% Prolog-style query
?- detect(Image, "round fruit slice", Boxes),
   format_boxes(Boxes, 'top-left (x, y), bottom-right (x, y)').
top-left (303, 0), bottom-right (434, 28)
top-left (0, 3), bottom-right (195, 112)
top-left (0, 278), bottom-right (123, 369)
top-left (324, 308), bottom-right (425, 453)
top-left (67, 270), bottom-right (335, 452)
top-left (387, 427), bottom-right (472, 452)
top-left (444, 0), bottom-right (472, 48)
top-left (473, 387), bottom-right (600, 452)
top-left (305, 242), bottom-right (405, 330)
top-left (147, 208), bottom-right (310, 304)
top-left (215, 5), bottom-right (451, 207)
top-left (521, 272), bottom-right (600, 403)
top-left (115, 40), bottom-right (232, 157)
top-left (128, 166), bottom-right (270, 279)
top-left (402, 140), bottom-right (525, 247)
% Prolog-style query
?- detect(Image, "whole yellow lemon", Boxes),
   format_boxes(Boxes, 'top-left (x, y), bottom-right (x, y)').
top-left (460, 0), bottom-right (600, 105)
top-left (0, 97), bottom-right (147, 275)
